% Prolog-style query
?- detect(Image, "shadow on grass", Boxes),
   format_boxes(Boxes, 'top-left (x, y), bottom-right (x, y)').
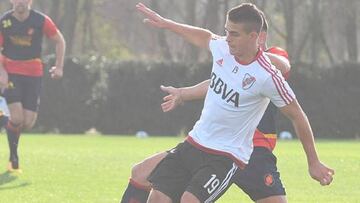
top-left (0, 171), bottom-right (31, 190)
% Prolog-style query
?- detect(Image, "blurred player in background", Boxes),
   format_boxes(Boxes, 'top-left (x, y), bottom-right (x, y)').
top-left (0, 0), bottom-right (66, 173)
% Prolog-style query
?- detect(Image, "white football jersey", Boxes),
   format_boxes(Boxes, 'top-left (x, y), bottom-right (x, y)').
top-left (188, 38), bottom-right (295, 166)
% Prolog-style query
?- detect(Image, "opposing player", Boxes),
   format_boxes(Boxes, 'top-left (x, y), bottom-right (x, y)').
top-left (120, 11), bottom-right (291, 203)
top-left (0, 0), bottom-right (66, 172)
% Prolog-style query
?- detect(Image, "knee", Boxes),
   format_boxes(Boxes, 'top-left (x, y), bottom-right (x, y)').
top-left (131, 162), bottom-right (149, 185)
top-left (181, 192), bottom-right (200, 203)
top-left (148, 190), bottom-right (172, 203)
top-left (9, 117), bottom-right (23, 127)
top-left (23, 121), bottom-right (35, 130)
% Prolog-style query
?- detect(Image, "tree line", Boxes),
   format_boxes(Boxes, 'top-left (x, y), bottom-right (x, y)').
top-left (1, 0), bottom-right (359, 66)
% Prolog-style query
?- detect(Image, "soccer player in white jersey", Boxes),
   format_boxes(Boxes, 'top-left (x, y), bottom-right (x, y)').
top-left (134, 3), bottom-right (334, 203)
top-left (120, 11), bottom-right (292, 203)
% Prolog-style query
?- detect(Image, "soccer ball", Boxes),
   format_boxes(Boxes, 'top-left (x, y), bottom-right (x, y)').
top-left (136, 131), bottom-right (149, 138)
top-left (279, 131), bottom-right (293, 140)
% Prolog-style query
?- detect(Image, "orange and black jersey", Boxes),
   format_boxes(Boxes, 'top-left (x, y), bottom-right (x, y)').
top-left (253, 47), bottom-right (290, 151)
top-left (0, 9), bottom-right (58, 76)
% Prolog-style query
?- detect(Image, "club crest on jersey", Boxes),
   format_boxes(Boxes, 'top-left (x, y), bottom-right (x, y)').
top-left (264, 174), bottom-right (274, 187)
top-left (242, 73), bottom-right (256, 90)
top-left (216, 59), bottom-right (224, 67)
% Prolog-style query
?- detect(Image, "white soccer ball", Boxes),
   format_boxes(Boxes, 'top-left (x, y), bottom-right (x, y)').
top-left (279, 131), bottom-right (293, 140)
top-left (136, 131), bottom-right (149, 138)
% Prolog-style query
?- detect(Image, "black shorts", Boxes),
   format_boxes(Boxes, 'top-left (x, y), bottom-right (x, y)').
top-left (4, 74), bottom-right (42, 112)
top-left (148, 141), bottom-right (238, 202)
top-left (233, 147), bottom-right (286, 201)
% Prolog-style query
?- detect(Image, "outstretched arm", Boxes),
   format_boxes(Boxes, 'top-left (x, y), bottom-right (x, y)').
top-left (280, 100), bottom-right (335, 186)
top-left (160, 80), bottom-right (210, 112)
top-left (136, 2), bottom-right (214, 50)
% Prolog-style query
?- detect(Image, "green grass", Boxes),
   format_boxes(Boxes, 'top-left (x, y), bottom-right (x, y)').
top-left (0, 135), bottom-right (359, 203)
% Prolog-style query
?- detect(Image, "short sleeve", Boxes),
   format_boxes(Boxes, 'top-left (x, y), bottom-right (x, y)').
top-left (209, 36), bottom-right (227, 58)
top-left (209, 37), bottom-right (220, 56)
top-left (261, 70), bottom-right (296, 107)
top-left (42, 15), bottom-right (58, 38)
top-left (266, 46), bottom-right (291, 79)
top-left (267, 46), bottom-right (289, 59)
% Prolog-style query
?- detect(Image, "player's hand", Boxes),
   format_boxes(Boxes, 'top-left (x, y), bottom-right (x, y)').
top-left (308, 161), bottom-right (334, 186)
top-left (160, 85), bottom-right (183, 112)
top-left (49, 66), bottom-right (63, 79)
top-left (136, 2), bottom-right (168, 28)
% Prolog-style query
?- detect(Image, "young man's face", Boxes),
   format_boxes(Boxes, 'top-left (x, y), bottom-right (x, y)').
top-left (225, 19), bottom-right (258, 57)
top-left (10, 0), bottom-right (32, 14)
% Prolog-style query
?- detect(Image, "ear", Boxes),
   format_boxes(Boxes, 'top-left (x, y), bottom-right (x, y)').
top-left (249, 32), bottom-right (259, 41)
top-left (258, 31), bottom-right (267, 45)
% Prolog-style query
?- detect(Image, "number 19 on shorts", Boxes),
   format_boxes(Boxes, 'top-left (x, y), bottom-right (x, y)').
top-left (203, 174), bottom-right (220, 194)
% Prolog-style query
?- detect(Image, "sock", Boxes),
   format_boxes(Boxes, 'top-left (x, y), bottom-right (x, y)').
top-left (120, 178), bottom-right (150, 203)
top-left (6, 121), bottom-right (21, 169)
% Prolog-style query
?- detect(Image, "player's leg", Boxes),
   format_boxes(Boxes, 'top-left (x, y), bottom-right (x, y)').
top-left (121, 152), bottom-right (168, 203)
top-left (256, 195), bottom-right (287, 203)
top-left (180, 191), bottom-right (200, 203)
top-left (181, 143), bottom-right (238, 203)
top-left (147, 190), bottom-right (172, 203)
top-left (147, 142), bottom-right (192, 203)
top-left (6, 102), bottom-right (23, 171)
top-left (21, 75), bottom-right (41, 130)
top-left (22, 109), bottom-right (38, 130)
top-left (3, 75), bottom-right (24, 171)
top-left (6, 107), bottom-right (37, 172)
top-left (234, 147), bottom-right (287, 203)
top-left (4, 74), bottom-right (41, 171)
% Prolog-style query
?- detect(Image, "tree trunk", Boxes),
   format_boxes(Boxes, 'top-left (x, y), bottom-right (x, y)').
top-left (150, 0), bottom-right (173, 61)
top-left (49, 1), bottom-right (61, 23)
top-left (184, 0), bottom-right (199, 63)
top-left (82, 0), bottom-right (95, 53)
top-left (202, 0), bottom-right (220, 32)
top-left (281, 0), bottom-right (295, 59)
top-left (345, 0), bottom-right (358, 62)
top-left (310, 0), bottom-right (321, 67)
top-left (62, 0), bottom-right (80, 55)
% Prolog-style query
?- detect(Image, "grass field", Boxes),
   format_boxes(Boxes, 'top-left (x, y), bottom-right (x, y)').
top-left (0, 134), bottom-right (359, 203)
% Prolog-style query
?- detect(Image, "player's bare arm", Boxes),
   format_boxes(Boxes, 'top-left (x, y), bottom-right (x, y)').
top-left (49, 30), bottom-right (66, 79)
top-left (265, 52), bottom-right (291, 75)
top-left (136, 2), bottom-right (214, 50)
top-left (160, 80), bottom-right (209, 112)
top-left (280, 100), bottom-right (335, 186)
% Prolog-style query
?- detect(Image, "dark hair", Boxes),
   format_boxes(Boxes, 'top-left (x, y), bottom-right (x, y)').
top-left (227, 3), bottom-right (263, 34)
top-left (259, 11), bottom-right (268, 32)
